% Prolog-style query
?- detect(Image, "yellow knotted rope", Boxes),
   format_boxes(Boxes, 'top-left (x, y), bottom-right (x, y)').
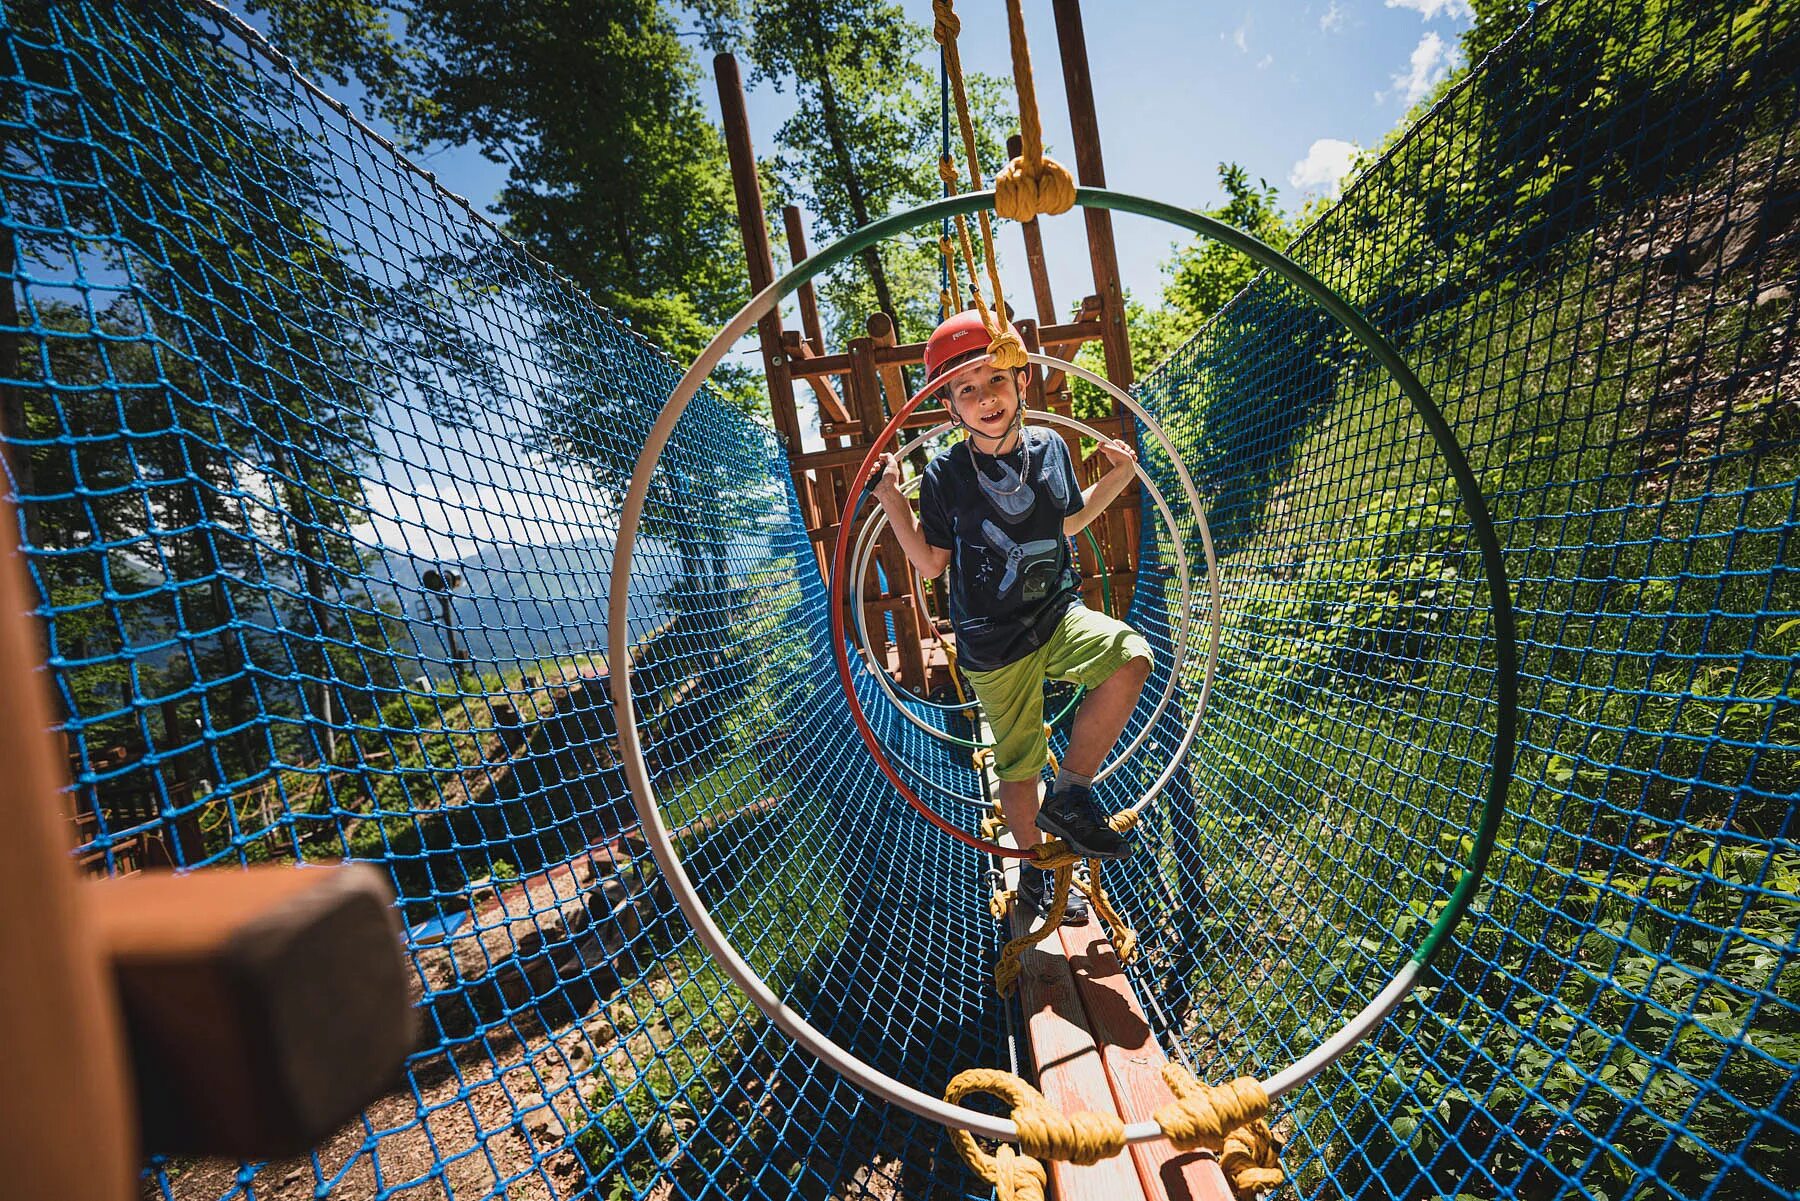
top-left (992, 807), bottom-right (1141, 996)
top-left (938, 234), bottom-right (962, 318)
top-left (1156, 1069), bottom-right (1287, 1198)
top-left (944, 1066), bottom-right (1284, 1200)
top-left (993, 0), bottom-right (1077, 223)
top-left (932, 0), bottom-right (1026, 370)
top-left (945, 1070), bottom-right (1122, 1201)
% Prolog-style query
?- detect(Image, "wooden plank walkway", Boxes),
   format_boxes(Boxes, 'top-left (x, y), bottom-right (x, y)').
top-left (995, 803), bottom-right (1236, 1201)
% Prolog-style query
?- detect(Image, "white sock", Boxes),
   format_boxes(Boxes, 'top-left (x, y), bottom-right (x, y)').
top-left (1053, 766), bottom-right (1093, 794)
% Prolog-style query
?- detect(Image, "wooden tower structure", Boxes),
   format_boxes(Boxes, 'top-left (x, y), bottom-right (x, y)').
top-left (715, 0), bottom-right (1143, 702)
top-left (714, 5), bottom-right (1244, 1198)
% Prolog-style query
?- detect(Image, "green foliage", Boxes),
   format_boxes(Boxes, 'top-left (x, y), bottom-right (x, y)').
top-left (256, 0), bottom-right (754, 396)
top-left (1078, 162), bottom-right (1304, 411)
top-left (1126, 4), bottom-right (1800, 1195)
top-left (725, 0), bottom-right (1010, 349)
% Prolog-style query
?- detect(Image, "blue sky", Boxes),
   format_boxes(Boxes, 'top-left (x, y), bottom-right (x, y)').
top-left (400, 0), bottom-right (1477, 313)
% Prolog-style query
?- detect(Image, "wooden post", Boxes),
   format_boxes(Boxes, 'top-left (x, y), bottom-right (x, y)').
top-left (716, 54), bottom-right (799, 449)
top-left (846, 335), bottom-right (885, 443)
top-left (781, 330), bottom-right (851, 453)
top-left (782, 206), bottom-right (826, 355)
top-left (865, 311), bottom-right (911, 424)
top-left (0, 502), bottom-right (137, 1200)
top-left (1008, 133), bottom-right (1061, 325)
top-left (1052, 0), bottom-right (1133, 390)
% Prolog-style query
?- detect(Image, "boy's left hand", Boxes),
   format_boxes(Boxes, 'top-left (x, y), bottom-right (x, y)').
top-left (1098, 437), bottom-right (1136, 470)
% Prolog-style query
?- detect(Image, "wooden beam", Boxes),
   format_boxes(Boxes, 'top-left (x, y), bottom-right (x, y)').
top-left (866, 311), bottom-right (912, 422)
top-left (781, 330), bottom-right (852, 428)
top-left (715, 54), bottom-right (799, 448)
top-left (988, 794), bottom-right (1147, 1201)
top-left (846, 335), bottom-right (886, 443)
top-left (0, 500), bottom-right (136, 1199)
top-left (94, 865), bottom-right (411, 1159)
top-left (782, 206), bottom-right (826, 355)
top-left (786, 319), bottom-right (1105, 378)
top-left (1059, 918), bottom-right (1238, 1201)
top-left (1008, 133), bottom-right (1061, 325)
top-left (1051, 0), bottom-right (1134, 390)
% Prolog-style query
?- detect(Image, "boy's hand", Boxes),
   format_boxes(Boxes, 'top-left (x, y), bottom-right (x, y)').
top-left (1098, 437), bottom-right (1137, 471)
top-left (872, 453), bottom-right (905, 504)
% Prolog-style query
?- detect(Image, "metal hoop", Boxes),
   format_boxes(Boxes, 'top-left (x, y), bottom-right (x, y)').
top-left (606, 186), bottom-right (1518, 1145)
top-left (844, 390), bottom-right (1205, 811)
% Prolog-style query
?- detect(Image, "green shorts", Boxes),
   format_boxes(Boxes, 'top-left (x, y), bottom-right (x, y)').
top-left (964, 605), bottom-right (1153, 782)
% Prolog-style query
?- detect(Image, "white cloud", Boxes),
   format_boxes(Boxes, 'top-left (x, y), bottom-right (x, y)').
top-left (1257, 53), bottom-right (1274, 69)
top-left (1385, 0), bottom-right (1474, 18)
top-left (1233, 22), bottom-right (1249, 52)
top-left (1388, 31), bottom-right (1461, 105)
top-left (1289, 138), bottom-right (1362, 197)
top-left (1320, 1), bottom-right (1347, 32)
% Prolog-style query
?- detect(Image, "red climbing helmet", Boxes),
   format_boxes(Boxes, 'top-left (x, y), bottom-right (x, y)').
top-left (922, 308), bottom-right (993, 385)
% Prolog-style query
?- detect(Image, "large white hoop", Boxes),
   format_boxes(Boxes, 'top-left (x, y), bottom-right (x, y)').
top-left (603, 184), bottom-right (1506, 1142)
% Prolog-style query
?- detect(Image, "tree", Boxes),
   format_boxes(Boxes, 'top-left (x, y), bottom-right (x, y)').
top-left (252, 0), bottom-right (755, 405)
top-left (722, 0), bottom-right (1010, 349)
top-left (2, 0), bottom-right (490, 823)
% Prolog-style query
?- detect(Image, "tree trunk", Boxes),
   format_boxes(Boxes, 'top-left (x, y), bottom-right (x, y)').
top-left (0, 234), bottom-right (44, 554)
top-left (804, 24), bottom-right (899, 328)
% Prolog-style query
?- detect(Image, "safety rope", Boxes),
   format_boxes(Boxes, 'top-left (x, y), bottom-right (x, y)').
top-left (994, 0), bottom-right (1077, 223)
top-left (944, 1067), bottom-right (1284, 1200)
top-left (991, 808), bottom-right (1140, 997)
top-left (931, 0), bottom-right (1026, 369)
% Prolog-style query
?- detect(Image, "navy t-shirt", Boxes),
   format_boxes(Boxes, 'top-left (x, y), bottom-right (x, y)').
top-left (919, 426), bottom-right (1085, 672)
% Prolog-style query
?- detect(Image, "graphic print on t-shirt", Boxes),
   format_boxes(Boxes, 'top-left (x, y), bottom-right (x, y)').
top-left (980, 518), bottom-right (1062, 600)
top-left (974, 452), bottom-right (1038, 521)
top-left (918, 426), bottom-right (1087, 671)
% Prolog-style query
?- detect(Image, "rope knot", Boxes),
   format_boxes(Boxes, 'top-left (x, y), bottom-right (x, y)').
top-left (1154, 1070), bottom-right (1284, 1197)
top-left (986, 323), bottom-right (1029, 370)
top-left (932, 0), bottom-right (961, 43)
top-left (1014, 1101), bottom-right (1127, 1165)
top-left (994, 154), bottom-right (1077, 223)
top-left (946, 1070), bottom-right (1127, 1200)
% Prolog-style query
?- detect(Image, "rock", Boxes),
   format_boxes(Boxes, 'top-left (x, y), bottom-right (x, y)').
top-left (1755, 284), bottom-right (1791, 307)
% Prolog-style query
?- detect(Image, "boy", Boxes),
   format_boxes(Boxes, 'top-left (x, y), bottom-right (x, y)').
top-left (873, 310), bottom-right (1153, 922)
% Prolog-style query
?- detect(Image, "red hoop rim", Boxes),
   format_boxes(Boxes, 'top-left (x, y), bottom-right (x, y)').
top-left (828, 360), bottom-right (1031, 859)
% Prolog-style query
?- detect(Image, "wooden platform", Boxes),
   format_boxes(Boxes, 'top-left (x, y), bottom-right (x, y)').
top-left (998, 828), bottom-right (1236, 1201)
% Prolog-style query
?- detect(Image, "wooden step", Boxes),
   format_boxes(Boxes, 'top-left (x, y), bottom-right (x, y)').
top-left (1001, 833), bottom-right (1149, 1201)
top-left (1059, 917), bottom-right (1237, 1200)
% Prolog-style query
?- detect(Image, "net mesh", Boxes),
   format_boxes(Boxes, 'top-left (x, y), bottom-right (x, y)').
top-left (0, 1), bottom-right (1794, 1199)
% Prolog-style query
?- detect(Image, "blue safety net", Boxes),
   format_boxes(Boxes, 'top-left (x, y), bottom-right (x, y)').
top-left (0, 1), bottom-right (1794, 1200)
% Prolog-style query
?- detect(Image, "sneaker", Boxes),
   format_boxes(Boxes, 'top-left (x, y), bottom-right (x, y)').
top-left (1017, 867), bottom-right (1090, 926)
top-left (1035, 785), bottom-right (1132, 860)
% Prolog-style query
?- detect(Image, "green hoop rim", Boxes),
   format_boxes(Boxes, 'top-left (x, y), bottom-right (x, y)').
top-left (763, 186), bottom-right (1516, 970)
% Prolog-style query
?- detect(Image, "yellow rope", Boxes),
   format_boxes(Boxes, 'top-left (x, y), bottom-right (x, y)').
top-left (938, 234), bottom-right (962, 316)
top-left (991, 811), bottom-right (1143, 994)
top-left (932, 0), bottom-right (1026, 370)
top-left (945, 1070), bottom-right (1123, 1200)
top-left (994, 0), bottom-right (1076, 223)
top-left (943, 1067), bottom-right (1284, 1200)
top-left (1155, 1068), bottom-right (1286, 1198)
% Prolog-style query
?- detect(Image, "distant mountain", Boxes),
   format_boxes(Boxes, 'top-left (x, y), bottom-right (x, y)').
top-left (377, 532), bottom-right (687, 673)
